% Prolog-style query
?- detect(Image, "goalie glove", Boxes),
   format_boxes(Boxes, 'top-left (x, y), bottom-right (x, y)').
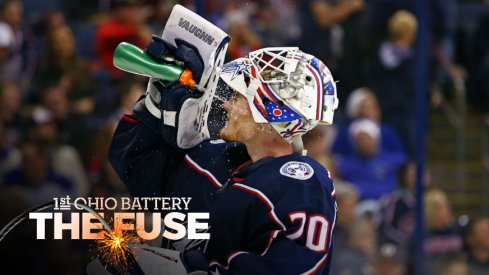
top-left (136, 81), bottom-right (207, 149)
top-left (86, 245), bottom-right (209, 275)
top-left (145, 35), bottom-right (204, 84)
top-left (144, 35), bottom-right (205, 111)
top-left (141, 36), bottom-right (210, 149)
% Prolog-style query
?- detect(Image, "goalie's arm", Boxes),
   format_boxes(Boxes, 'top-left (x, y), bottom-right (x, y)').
top-left (109, 77), bottom-right (210, 196)
top-left (108, 96), bottom-right (185, 198)
top-left (109, 37), bottom-right (209, 197)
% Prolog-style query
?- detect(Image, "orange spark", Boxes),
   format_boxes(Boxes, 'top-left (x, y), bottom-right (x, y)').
top-left (94, 217), bottom-right (141, 272)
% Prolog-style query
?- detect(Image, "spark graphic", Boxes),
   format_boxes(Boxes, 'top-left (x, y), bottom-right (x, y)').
top-left (94, 219), bottom-right (141, 273)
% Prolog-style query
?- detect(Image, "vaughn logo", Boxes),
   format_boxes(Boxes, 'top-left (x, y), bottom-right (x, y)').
top-left (178, 17), bottom-right (215, 46)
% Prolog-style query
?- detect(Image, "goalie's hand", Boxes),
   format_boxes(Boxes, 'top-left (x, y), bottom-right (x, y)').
top-left (136, 81), bottom-right (207, 149)
top-left (140, 36), bottom-right (210, 149)
top-left (144, 36), bottom-right (204, 107)
top-left (145, 35), bottom-right (204, 84)
top-left (86, 245), bottom-right (209, 275)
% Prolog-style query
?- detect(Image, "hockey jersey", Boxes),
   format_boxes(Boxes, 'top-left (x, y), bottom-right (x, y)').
top-left (109, 99), bottom-right (337, 274)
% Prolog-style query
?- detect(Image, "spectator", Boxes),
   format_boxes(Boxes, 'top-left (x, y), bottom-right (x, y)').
top-left (35, 24), bottom-right (95, 116)
top-left (40, 85), bottom-right (96, 157)
top-left (60, 0), bottom-right (101, 23)
top-left (0, 22), bottom-right (16, 81)
top-left (377, 162), bottom-right (416, 254)
top-left (87, 78), bottom-right (143, 196)
top-left (0, 121), bottom-right (20, 185)
top-left (331, 87), bottom-right (405, 157)
top-left (374, 246), bottom-right (406, 275)
top-left (95, 0), bottom-right (151, 78)
top-left (36, 10), bottom-right (66, 31)
top-left (333, 0), bottom-right (369, 102)
top-left (87, 124), bottom-right (127, 197)
top-left (298, 0), bottom-right (364, 69)
top-left (430, 253), bottom-right (469, 275)
top-left (333, 181), bottom-right (360, 252)
top-left (463, 217), bottom-right (489, 275)
top-left (370, 10), bottom-right (417, 155)
top-left (424, 189), bottom-right (464, 259)
top-left (27, 107), bottom-right (89, 196)
top-left (110, 78), bottom-right (145, 125)
top-left (335, 118), bottom-right (406, 204)
top-left (224, 2), bottom-right (262, 60)
top-left (332, 217), bottom-right (377, 275)
top-left (3, 141), bottom-right (74, 207)
top-left (0, 0), bottom-right (36, 90)
top-left (0, 80), bottom-right (24, 146)
top-left (267, 0), bottom-right (301, 45)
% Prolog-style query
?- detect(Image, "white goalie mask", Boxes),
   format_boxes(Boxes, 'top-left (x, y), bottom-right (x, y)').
top-left (219, 47), bottom-right (339, 151)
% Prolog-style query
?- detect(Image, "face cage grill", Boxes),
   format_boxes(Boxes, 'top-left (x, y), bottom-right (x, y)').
top-left (248, 47), bottom-right (300, 84)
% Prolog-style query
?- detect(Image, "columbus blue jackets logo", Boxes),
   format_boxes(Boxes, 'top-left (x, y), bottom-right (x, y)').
top-left (280, 161), bottom-right (314, 180)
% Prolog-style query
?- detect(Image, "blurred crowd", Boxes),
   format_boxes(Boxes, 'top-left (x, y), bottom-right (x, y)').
top-left (0, 0), bottom-right (488, 274)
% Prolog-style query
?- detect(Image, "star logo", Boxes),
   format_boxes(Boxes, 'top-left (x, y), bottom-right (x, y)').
top-left (222, 60), bottom-right (252, 80)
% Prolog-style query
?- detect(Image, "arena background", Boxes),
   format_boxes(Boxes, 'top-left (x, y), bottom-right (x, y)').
top-left (0, 0), bottom-right (488, 274)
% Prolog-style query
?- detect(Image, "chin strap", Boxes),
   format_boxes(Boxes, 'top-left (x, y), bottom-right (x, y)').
top-left (291, 135), bottom-right (308, 156)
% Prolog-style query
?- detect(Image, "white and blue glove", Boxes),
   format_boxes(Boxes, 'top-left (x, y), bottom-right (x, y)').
top-left (136, 36), bottom-right (210, 149)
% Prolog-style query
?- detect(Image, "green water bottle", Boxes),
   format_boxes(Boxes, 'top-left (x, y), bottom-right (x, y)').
top-left (113, 42), bottom-right (196, 87)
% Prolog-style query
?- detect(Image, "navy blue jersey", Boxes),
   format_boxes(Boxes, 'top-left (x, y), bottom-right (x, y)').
top-left (109, 99), bottom-right (337, 274)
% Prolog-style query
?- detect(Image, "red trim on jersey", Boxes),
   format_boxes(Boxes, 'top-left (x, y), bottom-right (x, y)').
top-left (209, 251), bottom-right (248, 270)
top-left (121, 114), bottom-right (139, 124)
top-left (231, 160), bottom-right (252, 176)
top-left (327, 169), bottom-right (336, 198)
top-left (230, 160), bottom-right (252, 183)
top-left (184, 155), bottom-right (222, 188)
top-left (285, 211), bottom-right (307, 240)
top-left (261, 230), bottom-right (279, 256)
top-left (330, 203), bottom-right (337, 248)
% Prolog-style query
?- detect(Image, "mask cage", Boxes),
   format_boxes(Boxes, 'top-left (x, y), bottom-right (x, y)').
top-left (248, 47), bottom-right (300, 84)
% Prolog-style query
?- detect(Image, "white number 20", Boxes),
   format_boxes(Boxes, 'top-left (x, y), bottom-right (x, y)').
top-left (286, 212), bottom-right (330, 252)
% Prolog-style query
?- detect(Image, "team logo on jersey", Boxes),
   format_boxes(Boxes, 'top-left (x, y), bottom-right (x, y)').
top-left (280, 161), bottom-right (314, 180)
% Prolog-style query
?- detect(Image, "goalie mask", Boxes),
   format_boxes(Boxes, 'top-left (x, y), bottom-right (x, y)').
top-left (218, 47), bottom-right (339, 151)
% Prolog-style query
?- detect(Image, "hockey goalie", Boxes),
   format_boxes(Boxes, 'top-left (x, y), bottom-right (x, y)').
top-left (89, 4), bottom-right (339, 275)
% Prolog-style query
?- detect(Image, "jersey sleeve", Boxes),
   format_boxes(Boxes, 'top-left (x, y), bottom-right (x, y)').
top-left (217, 232), bottom-right (334, 274)
top-left (216, 238), bottom-right (331, 274)
top-left (108, 97), bottom-right (185, 197)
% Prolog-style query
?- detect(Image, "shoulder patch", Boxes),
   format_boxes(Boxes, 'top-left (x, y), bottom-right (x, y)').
top-left (280, 161), bottom-right (314, 180)
top-left (210, 139), bottom-right (226, 144)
